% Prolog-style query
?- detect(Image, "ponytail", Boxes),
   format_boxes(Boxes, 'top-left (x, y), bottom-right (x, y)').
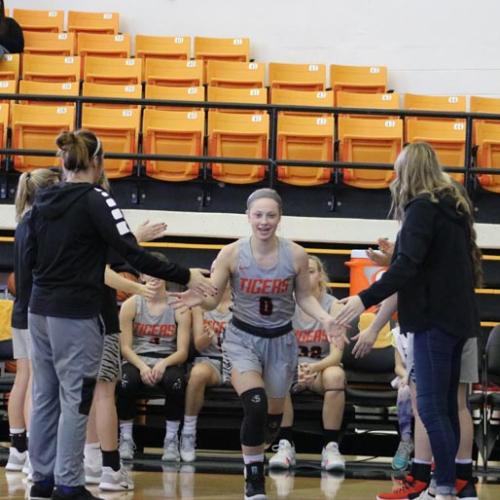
top-left (15, 168), bottom-right (61, 221)
top-left (56, 129), bottom-right (102, 174)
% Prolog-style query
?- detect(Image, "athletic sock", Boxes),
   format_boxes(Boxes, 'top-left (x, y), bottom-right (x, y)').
top-left (165, 420), bottom-right (181, 440)
top-left (243, 453), bottom-right (264, 465)
top-left (10, 428), bottom-right (27, 453)
top-left (279, 426), bottom-right (294, 446)
top-left (102, 450), bottom-right (120, 472)
top-left (84, 442), bottom-right (101, 464)
top-left (456, 459), bottom-right (473, 481)
top-left (411, 460), bottom-right (432, 484)
top-left (182, 415), bottom-right (198, 436)
top-left (120, 421), bottom-right (133, 440)
top-left (323, 429), bottom-right (340, 448)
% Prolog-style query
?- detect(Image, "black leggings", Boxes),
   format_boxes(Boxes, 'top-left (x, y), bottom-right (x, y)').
top-left (117, 363), bottom-right (186, 421)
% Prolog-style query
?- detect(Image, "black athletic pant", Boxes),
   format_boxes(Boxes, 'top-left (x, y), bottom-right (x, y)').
top-left (117, 363), bottom-right (186, 421)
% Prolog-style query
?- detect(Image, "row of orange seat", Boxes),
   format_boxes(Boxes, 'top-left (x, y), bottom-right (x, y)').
top-left (2, 100), bottom-right (500, 192)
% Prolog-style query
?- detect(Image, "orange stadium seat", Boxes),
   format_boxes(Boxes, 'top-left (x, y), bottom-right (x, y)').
top-left (23, 31), bottom-right (76, 57)
top-left (81, 107), bottom-right (140, 178)
top-left (208, 111), bottom-right (269, 184)
top-left (77, 33), bottom-right (131, 62)
top-left (473, 121), bottom-right (500, 193)
top-left (470, 96), bottom-right (500, 144)
top-left (336, 91), bottom-right (400, 118)
top-left (82, 82), bottom-right (141, 108)
top-left (18, 81), bottom-right (79, 106)
top-left (406, 119), bottom-right (466, 183)
top-left (0, 80), bottom-right (17, 101)
top-left (22, 54), bottom-right (81, 83)
top-left (0, 54), bottom-right (20, 80)
top-left (11, 103), bottom-right (76, 171)
top-left (145, 85), bottom-right (204, 111)
top-left (276, 115), bottom-right (333, 186)
top-left (194, 37), bottom-right (250, 64)
top-left (142, 109), bottom-right (204, 182)
top-left (135, 35), bottom-right (190, 61)
top-left (68, 11), bottom-right (119, 35)
top-left (144, 59), bottom-right (203, 87)
top-left (269, 63), bottom-right (326, 92)
top-left (83, 56), bottom-right (142, 85)
top-left (330, 64), bottom-right (388, 103)
top-left (0, 103), bottom-right (9, 158)
top-left (13, 9), bottom-right (64, 33)
top-left (403, 93), bottom-right (466, 118)
top-left (207, 86), bottom-right (267, 113)
top-left (271, 89), bottom-right (333, 116)
top-left (338, 116), bottom-right (403, 189)
top-left (206, 61), bottom-right (265, 89)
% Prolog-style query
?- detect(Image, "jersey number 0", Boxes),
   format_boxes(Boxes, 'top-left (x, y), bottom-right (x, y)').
top-left (259, 296), bottom-right (273, 316)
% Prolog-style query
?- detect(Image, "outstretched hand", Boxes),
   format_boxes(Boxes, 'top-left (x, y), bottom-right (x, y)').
top-left (333, 295), bottom-right (366, 326)
top-left (135, 220), bottom-right (168, 242)
top-left (169, 289), bottom-right (205, 310)
top-left (351, 327), bottom-right (378, 359)
top-left (367, 238), bottom-right (394, 267)
top-left (187, 268), bottom-right (217, 297)
top-left (322, 316), bottom-right (350, 349)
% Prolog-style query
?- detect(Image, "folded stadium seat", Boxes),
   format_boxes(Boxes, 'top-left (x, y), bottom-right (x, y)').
top-left (473, 122), bottom-right (500, 193)
top-left (11, 103), bottom-right (76, 172)
top-left (22, 54), bottom-right (81, 83)
top-left (208, 111), bottom-right (269, 184)
top-left (23, 31), bottom-right (75, 57)
top-left (207, 86), bottom-right (267, 113)
top-left (194, 36), bottom-right (250, 64)
top-left (403, 93), bottom-right (466, 120)
top-left (269, 62), bottom-right (326, 92)
top-left (18, 81), bottom-right (79, 106)
top-left (470, 95), bottom-right (500, 143)
top-left (82, 82), bottom-right (142, 109)
top-left (83, 56), bottom-right (142, 85)
top-left (0, 54), bottom-right (20, 81)
top-left (145, 85), bottom-right (204, 111)
top-left (276, 114), bottom-right (334, 186)
top-left (81, 106), bottom-right (140, 178)
top-left (336, 91), bottom-right (400, 118)
top-left (77, 33), bottom-right (131, 72)
top-left (12, 9), bottom-right (64, 33)
top-left (338, 116), bottom-right (403, 189)
top-left (144, 59), bottom-right (203, 87)
top-left (270, 88), bottom-right (334, 116)
top-left (0, 80), bottom-right (17, 102)
top-left (206, 61), bottom-right (265, 89)
top-left (0, 103), bottom-right (9, 159)
top-left (68, 11), bottom-right (119, 35)
top-left (142, 109), bottom-right (204, 182)
top-left (330, 64), bottom-right (388, 104)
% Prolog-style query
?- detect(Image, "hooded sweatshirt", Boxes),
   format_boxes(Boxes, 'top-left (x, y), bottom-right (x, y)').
top-left (25, 182), bottom-right (190, 319)
top-left (359, 193), bottom-right (479, 338)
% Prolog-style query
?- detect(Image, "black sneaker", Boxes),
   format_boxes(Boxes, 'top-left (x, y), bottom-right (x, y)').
top-left (456, 478), bottom-right (478, 500)
top-left (244, 462), bottom-right (267, 500)
top-left (51, 486), bottom-right (103, 500)
top-left (29, 481), bottom-right (54, 500)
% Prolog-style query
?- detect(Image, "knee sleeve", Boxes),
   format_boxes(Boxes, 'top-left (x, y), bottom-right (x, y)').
top-left (240, 388), bottom-right (268, 447)
top-left (161, 366), bottom-right (186, 421)
top-left (265, 413), bottom-right (283, 445)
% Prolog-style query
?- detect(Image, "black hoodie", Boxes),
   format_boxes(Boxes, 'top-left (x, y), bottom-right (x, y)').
top-left (25, 182), bottom-right (190, 319)
top-left (359, 194), bottom-right (479, 338)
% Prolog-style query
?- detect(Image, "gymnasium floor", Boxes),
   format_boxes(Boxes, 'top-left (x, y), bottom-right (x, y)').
top-left (1, 448), bottom-right (499, 500)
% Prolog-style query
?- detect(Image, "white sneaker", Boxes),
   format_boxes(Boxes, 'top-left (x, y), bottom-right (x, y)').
top-left (162, 435), bottom-right (180, 462)
top-left (5, 447), bottom-right (26, 471)
top-left (320, 470), bottom-right (345, 499)
top-left (99, 465), bottom-right (134, 491)
top-left (269, 440), bottom-right (296, 470)
top-left (269, 469), bottom-right (295, 498)
top-left (321, 442), bottom-right (345, 472)
top-left (414, 488), bottom-right (435, 500)
top-left (180, 433), bottom-right (196, 463)
top-left (22, 453), bottom-right (32, 477)
top-left (119, 436), bottom-right (136, 461)
top-left (84, 459), bottom-right (102, 485)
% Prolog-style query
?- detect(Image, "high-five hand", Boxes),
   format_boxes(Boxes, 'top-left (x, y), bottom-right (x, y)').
top-left (187, 268), bottom-right (217, 296)
top-left (333, 295), bottom-right (366, 326)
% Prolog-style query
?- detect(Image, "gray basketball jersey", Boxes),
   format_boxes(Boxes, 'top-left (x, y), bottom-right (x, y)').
top-left (132, 296), bottom-right (177, 356)
top-left (231, 237), bottom-right (296, 329)
top-left (293, 292), bottom-right (335, 359)
top-left (199, 307), bottom-right (232, 358)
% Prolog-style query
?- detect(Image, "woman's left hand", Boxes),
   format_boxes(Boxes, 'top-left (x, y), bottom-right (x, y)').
top-left (151, 360), bottom-right (167, 382)
top-left (322, 317), bottom-right (350, 349)
top-left (333, 295), bottom-right (366, 326)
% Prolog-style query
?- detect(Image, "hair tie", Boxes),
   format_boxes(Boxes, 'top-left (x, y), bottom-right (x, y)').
top-left (92, 137), bottom-right (102, 159)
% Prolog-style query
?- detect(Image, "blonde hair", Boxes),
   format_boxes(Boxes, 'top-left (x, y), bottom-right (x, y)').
top-left (56, 129), bottom-right (103, 173)
top-left (15, 168), bottom-right (61, 221)
top-left (390, 142), bottom-right (482, 286)
top-left (309, 255), bottom-right (329, 293)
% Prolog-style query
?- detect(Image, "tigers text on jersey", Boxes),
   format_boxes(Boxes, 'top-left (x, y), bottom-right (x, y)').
top-left (230, 237), bottom-right (296, 329)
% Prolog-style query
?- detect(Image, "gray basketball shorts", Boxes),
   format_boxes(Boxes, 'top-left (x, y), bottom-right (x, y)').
top-left (97, 333), bottom-right (121, 382)
top-left (222, 323), bottom-right (298, 398)
top-left (193, 355), bottom-right (232, 385)
top-left (12, 327), bottom-right (31, 360)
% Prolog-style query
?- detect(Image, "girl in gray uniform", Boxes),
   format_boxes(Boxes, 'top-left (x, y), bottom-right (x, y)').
top-left (175, 188), bottom-right (348, 500)
top-left (118, 256), bottom-right (191, 463)
top-left (180, 283), bottom-right (233, 462)
top-left (269, 256), bottom-right (346, 473)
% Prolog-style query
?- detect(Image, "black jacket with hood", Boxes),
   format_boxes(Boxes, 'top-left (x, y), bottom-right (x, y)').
top-left (25, 182), bottom-right (191, 319)
top-left (359, 193), bottom-right (480, 338)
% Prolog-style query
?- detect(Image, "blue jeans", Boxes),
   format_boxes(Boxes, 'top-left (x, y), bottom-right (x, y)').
top-left (413, 327), bottom-right (465, 496)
